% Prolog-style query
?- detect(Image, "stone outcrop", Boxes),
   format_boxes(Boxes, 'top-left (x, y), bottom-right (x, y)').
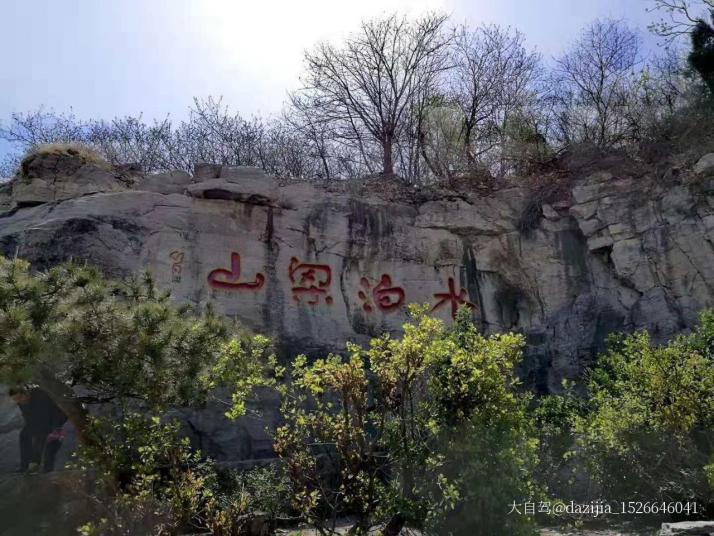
top-left (2, 152), bottom-right (714, 467)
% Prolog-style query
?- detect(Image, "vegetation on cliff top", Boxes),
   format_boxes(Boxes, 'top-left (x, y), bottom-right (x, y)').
top-left (3, 1), bottom-right (714, 186)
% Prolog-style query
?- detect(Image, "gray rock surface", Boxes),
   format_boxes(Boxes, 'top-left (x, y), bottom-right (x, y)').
top-left (660, 520), bottom-right (714, 535)
top-left (695, 153), bottom-right (714, 176)
top-left (135, 170), bottom-right (192, 195)
top-left (2, 156), bottom-right (714, 467)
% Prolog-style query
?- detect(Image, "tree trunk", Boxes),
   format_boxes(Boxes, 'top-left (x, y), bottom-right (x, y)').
top-left (36, 368), bottom-right (93, 446)
top-left (320, 151), bottom-right (331, 181)
top-left (418, 129), bottom-right (446, 181)
top-left (464, 119), bottom-right (476, 166)
top-left (382, 137), bottom-right (394, 175)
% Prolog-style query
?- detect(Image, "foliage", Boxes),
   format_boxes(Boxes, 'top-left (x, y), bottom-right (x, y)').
top-left (576, 309), bottom-right (714, 505)
top-left (0, 255), bottom-right (271, 443)
top-left (501, 111), bottom-right (552, 175)
top-left (76, 413), bottom-right (290, 536)
top-left (228, 463), bottom-right (293, 522)
top-left (76, 414), bottom-right (218, 536)
top-left (267, 305), bottom-right (535, 535)
top-left (689, 13), bottom-right (714, 94)
top-left (532, 382), bottom-right (589, 502)
top-left (0, 256), bottom-right (281, 532)
top-left (648, 0), bottom-right (714, 41)
top-left (0, 256), bottom-right (543, 534)
top-left (435, 400), bottom-right (541, 536)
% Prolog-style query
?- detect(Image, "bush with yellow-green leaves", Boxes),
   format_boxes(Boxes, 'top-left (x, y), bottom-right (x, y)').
top-left (575, 310), bottom-right (714, 507)
top-left (265, 305), bottom-right (540, 536)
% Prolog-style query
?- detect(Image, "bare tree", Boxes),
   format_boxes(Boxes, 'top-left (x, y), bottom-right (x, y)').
top-left (293, 13), bottom-right (450, 178)
top-left (551, 19), bottom-right (641, 148)
top-left (445, 25), bottom-right (541, 172)
top-left (638, 48), bottom-right (692, 117)
top-left (0, 108), bottom-right (178, 174)
top-left (0, 98), bottom-right (327, 179)
top-left (285, 98), bottom-right (338, 180)
top-left (92, 115), bottom-right (174, 171)
top-left (0, 109), bottom-right (97, 176)
top-left (6, 14), bottom-right (698, 183)
top-left (0, 108), bottom-right (92, 147)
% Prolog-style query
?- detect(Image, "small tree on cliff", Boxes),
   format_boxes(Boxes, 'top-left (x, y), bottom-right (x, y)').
top-left (267, 305), bottom-right (538, 535)
top-left (0, 256), bottom-right (269, 447)
top-left (293, 13), bottom-right (450, 177)
top-left (551, 19), bottom-right (641, 148)
top-left (445, 24), bottom-right (541, 170)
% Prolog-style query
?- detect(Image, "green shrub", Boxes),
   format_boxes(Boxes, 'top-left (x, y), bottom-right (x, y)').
top-left (576, 310), bottom-right (714, 507)
top-left (76, 414), bottom-right (220, 535)
top-left (76, 413), bottom-right (292, 536)
top-left (261, 305), bottom-right (537, 535)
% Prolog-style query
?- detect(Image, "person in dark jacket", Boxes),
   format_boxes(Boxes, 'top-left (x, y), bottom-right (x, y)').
top-left (8, 386), bottom-right (67, 472)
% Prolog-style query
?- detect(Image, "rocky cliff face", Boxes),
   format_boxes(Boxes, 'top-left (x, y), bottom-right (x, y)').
top-left (1, 152), bottom-right (714, 467)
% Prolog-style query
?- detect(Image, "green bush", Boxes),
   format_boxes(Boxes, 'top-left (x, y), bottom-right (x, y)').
top-left (435, 406), bottom-right (541, 536)
top-left (576, 310), bottom-right (714, 507)
top-left (262, 305), bottom-right (538, 535)
top-left (76, 413), bottom-right (292, 536)
top-left (531, 382), bottom-right (589, 503)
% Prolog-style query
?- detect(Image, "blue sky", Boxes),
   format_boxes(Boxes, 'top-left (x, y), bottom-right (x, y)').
top-left (0, 0), bottom-right (680, 160)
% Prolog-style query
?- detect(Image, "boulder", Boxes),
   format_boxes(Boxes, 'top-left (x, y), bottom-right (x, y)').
top-left (11, 167), bottom-right (126, 208)
top-left (236, 512), bottom-right (271, 536)
top-left (193, 162), bottom-right (222, 179)
top-left (220, 165), bottom-right (270, 182)
top-left (19, 145), bottom-right (109, 180)
top-left (694, 153), bottom-right (714, 175)
top-left (136, 170), bottom-right (192, 195)
top-left (9, 149), bottom-right (126, 208)
top-left (0, 181), bottom-right (13, 213)
top-left (542, 203), bottom-right (560, 221)
top-left (0, 386), bottom-right (22, 473)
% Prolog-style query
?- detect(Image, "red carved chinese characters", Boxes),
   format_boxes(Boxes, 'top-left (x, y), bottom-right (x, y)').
top-left (169, 250), bottom-right (184, 283)
top-left (358, 274), bottom-right (405, 313)
top-left (432, 277), bottom-right (476, 319)
top-left (207, 252), bottom-right (265, 291)
top-left (288, 257), bottom-right (333, 305)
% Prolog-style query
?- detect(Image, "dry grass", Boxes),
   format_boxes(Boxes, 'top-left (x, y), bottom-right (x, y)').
top-left (23, 142), bottom-right (109, 165)
top-left (20, 142), bottom-right (111, 179)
